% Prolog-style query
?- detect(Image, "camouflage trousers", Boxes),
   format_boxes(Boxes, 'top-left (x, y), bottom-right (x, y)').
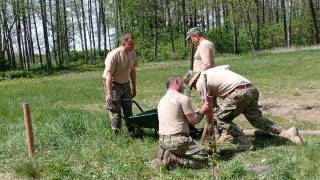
top-left (215, 86), bottom-right (283, 138)
top-left (103, 79), bottom-right (133, 131)
top-left (158, 134), bottom-right (208, 168)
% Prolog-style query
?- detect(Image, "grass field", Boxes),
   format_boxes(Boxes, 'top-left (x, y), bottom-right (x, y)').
top-left (1, 50), bottom-right (320, 179)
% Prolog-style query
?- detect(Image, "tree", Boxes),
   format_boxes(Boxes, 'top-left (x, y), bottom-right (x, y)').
top-left (281, 0), bottom-right (288, 47)
top-left (153, 0), bottom-right (158, 61)
top-left (40, 0), bottom-right (52, 69)
top-left (307, 0), bottom-right (320, 44)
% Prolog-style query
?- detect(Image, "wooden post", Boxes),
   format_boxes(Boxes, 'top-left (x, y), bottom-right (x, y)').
top-left (23, 103), bottom-right (35, 157)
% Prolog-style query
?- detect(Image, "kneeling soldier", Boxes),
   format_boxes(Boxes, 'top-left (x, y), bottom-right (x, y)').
top-left (151, 76), bottom-right (209, 168)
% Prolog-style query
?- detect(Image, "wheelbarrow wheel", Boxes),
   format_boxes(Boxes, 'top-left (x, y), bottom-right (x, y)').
top-left (128, 126), bottom-right (144, 139)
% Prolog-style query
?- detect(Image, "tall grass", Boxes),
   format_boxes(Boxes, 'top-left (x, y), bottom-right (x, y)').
top-left (1, 50), bottom-right (320, 179)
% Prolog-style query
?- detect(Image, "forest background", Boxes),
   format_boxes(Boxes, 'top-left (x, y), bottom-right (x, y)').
top-left (0, 0), bottom-right (320, 76)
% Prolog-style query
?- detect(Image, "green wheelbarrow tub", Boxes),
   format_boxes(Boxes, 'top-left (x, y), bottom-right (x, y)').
top-left (126, 109), bottom-right (159, 128)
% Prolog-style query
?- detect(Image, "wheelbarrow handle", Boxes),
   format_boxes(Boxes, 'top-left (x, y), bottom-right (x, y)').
top-left (107, 99), bottom-right (144, 113)
top-left (132, 100), bottom-right (144, 112)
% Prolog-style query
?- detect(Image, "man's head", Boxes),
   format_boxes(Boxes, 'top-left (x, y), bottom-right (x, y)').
top-left (166, 76), bottom-right (185, 93)
top-left (185, 27), bottom-right (203, 46)
top-left (183, 71), bottom-right (201, 88)
top-left (120, 33), bottom-right (135, 52)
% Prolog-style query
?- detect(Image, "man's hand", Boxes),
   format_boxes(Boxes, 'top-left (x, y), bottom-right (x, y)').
top-left (107, 93), bottom-right (115, 103)
top-left (200, 101), bottom-right (210, 114)
top-left (131, 87), bottom-right (137, 98)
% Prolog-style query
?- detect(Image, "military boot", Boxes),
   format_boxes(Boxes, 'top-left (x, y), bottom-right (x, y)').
top-left (234, 135), bottom-right (254, 152)
top-left (217, 130), bottom-right (233, 142)
top-left (161, 150), bottom-right (187, 168)
top-left (149, 148), bottom-right (165, 167)
top-left (279, 127), bottom-right (302, 144)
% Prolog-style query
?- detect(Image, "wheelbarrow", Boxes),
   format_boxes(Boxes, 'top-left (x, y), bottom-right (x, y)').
top-left (106, 100), bottom-right (159, 139)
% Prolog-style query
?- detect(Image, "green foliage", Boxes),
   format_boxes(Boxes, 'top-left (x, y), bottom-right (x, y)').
top-left (220, 160), bottom-right (255, 180)
top-left (207, 28), bottom-right (234, 54)
top-left (0, 70), bottom-right (33, 80)
top-left (1, 50), bottom-right (320, 179)
top-left (68, 50), bottom-right (87, 62)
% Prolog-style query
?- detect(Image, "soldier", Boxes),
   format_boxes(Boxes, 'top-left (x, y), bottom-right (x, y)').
top-left (151, 76), bottom-right (209, 168)
top-left (183, 68), bottom-right (303, 151)
top-left (186, 27), bottom-right (230, 138)
top-left (102, 33), bottom-right (137, 135)
top-left (186, 27), bottom-right (215, 71)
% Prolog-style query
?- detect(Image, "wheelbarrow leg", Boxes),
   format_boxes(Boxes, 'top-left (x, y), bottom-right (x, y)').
top-left (153, 128), bottom-right (159, 139)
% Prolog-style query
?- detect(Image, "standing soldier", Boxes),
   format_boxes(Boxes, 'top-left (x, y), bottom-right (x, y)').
top-left (102, 33), bottom-right (137, 135)
top-left (186, 27), bottom-right (215, 71)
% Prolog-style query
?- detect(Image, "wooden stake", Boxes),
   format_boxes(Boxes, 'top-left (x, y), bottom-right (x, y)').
top-left (23, 103), bottom-right (35, 157)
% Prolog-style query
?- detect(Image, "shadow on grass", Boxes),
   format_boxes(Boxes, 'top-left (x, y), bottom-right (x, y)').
top-left (217, 135), bottom-right (289, 161)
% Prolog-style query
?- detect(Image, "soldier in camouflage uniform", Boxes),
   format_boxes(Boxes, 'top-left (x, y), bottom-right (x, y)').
top-left (184, 68), bottom-right (302, 151)
top-left (151, 76), bottom-right (209, 168)
top-left (102, 33), bottom-right (137, 135)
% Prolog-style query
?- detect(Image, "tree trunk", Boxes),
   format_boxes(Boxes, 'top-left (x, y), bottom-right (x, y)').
top-left (31, 0), bottom-right (43, 67)
top-left (40, 0), bottom-right (52, 69)
top-left (182, 0), bottom-right (187, 57)
top-left (191, 7), bottom-right (197, 70)
top-left (165, 0), bottom-right (175, 53)
top-left (95, 0), bottom-right (101, 54)
top-left (71, 12), bottom-right (76, 51)
top-left (62, 0), bottom-right (70, 64)
top-left (255, 0), bottom-right (260, 50)
top-left (56, 0), bottom-right (64, 67)
top-left (308, 0), bottom-right (320, 44)
top-left (73, 0), bottom-right (84, 51)
top-left (206, 8), bottom-right (210, 30)
top-left (288, 0), bottom-right (292, 46)
top-left (100, 0), bottom-right (108, 56)
top-left (275, 0), bottom-right (279, 23)
top-left (26, 0), bottom-right (35, 68)
top-left (216, 1), bottom-right (221, 27)
top-left (262, 0), bottom-right (265, 24)
top-left (13, 0), bottom-right (24, 69)
top-left (244, 12), bottom-right (256, 51)
top-left (153, 0), bottom-right (158, 61)
top-left (88, 0), bottom-right (96, 62)
top-left (49, 0), bottom-right (58, 66)
top-left (80, 0), bottom-right (89, 63)
top-left (22, 0), bottom-right (30, 69)
top-left (281, 0), bottom-right (288, 47)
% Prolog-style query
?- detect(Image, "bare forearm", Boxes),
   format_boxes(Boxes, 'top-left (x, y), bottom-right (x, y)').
top-left (106, 72), bottom-right (113, 95)
top-left (130, 68), bottom-right (136, 89)
top-left (186, 110), bottom-right (205, 125)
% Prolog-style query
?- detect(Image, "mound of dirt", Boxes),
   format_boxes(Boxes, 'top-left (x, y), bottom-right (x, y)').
top-left (259, 97), bottom-right (320, 122)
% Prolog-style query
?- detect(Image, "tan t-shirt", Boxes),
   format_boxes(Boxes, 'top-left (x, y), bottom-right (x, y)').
top-left (193, 39), bottom-right (215, 72)
top-left (158, 90), bottom-right (195, 135)
top-left (196, 68), bottom-right (251, 97)
top-left (102, 47), bottom-right (138, 84)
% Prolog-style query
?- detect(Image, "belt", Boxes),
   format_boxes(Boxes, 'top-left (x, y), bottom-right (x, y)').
top-left (159, 132), bottom-right (189, 139)
top-left (112, 81), bottom-right (129, 86)
top-left (234, 83), bottom-right (253, 90)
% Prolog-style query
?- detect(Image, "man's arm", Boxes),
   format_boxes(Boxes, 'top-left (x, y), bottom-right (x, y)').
top-left (130, 67), bottom-right (137, 97)
top-left (185, 102), bottom-right (209, 125)
top-left (105, 71), bottom-right (113, 101)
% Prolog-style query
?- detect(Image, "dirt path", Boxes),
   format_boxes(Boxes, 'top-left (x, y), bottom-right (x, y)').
top-left (259, 96), bottom-right (320, 122)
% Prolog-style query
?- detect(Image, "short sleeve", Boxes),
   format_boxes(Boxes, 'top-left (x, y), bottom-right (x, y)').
top-left (180, 95), bottom-right (195, 116)
top-left (105, 54), bottom-right (116, 73)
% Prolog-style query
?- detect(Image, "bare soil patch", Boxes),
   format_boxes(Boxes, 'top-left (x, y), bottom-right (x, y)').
top-left (259, 96), bottom-right (320, 122)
